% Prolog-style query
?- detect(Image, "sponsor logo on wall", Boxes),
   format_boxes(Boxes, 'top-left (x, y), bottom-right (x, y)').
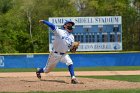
top-left (0, 56), bottom-right (4, 67)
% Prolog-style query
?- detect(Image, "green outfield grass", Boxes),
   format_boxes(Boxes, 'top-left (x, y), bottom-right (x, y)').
top-left (1, 66), bottom-right (140, 72)
top-left (79, 75), bottom-right (140, 82)
top-left (1, 89), bottom-right (140, 93)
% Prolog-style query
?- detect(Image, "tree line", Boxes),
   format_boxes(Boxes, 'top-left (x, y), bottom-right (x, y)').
top-left (0, 0), bottom-right (140, 53)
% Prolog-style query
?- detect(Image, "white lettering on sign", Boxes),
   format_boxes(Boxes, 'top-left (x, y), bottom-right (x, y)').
top-left (77, 43), bottom-right (122, 51)
top-left (49, 16), bottom-right (121, 25)
top-left (27, 54), bottom-right (34, 58)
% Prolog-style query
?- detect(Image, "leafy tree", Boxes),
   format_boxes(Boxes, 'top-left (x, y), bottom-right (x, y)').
top-left (0, 0), bottom-right (139, 53)
top-left (0, 0), bottom-right (13, 14)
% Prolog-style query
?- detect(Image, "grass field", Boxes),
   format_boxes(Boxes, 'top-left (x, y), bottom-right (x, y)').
top-left (2, 89), bottom-right (140, 93)
top-left (79, 75), bottom-right (140, 82)
top-left (1, 66), bottom-right (140, 72)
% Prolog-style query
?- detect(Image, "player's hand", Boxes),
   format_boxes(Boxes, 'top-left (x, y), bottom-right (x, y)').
top-left (39, 20), bottom-right (44, 23)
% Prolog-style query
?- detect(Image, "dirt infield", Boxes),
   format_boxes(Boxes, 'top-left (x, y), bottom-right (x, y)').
top-left (1, 71), bottom-right (140, 92)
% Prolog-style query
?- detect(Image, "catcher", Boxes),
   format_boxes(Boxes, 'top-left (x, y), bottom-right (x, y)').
top-left (36, 19), bottom-right (80, 84)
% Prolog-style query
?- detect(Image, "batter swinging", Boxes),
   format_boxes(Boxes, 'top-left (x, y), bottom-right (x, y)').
top-left (36, 19), bottom-right (80, 84)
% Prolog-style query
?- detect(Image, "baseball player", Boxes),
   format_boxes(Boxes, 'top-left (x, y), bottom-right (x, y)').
top-left (36, 19), bottom-right (80, 84)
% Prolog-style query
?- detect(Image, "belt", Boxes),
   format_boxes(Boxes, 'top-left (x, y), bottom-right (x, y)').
top-left (54, 51), bottom-right (65, 55)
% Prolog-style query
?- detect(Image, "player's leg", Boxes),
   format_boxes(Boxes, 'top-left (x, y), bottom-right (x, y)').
top-left (60, 54), bottom-right (78, 84)
top-left (36, 52), bottom-right (61, 79)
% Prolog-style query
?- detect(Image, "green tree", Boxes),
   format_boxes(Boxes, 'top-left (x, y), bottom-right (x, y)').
top-left (0, 0), bottom-right (13, 14)
top-left (0, 0), bottom-right (139, 53)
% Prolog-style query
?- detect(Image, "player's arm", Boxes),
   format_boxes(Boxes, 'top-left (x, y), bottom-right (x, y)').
top-left (39, 20), bottom-right (56, 31)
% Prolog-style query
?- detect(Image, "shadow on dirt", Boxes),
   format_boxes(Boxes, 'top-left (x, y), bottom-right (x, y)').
top-left (41, 79), bottom-right (69, 84)
top-left (20, 79), bottom-right (69, 84)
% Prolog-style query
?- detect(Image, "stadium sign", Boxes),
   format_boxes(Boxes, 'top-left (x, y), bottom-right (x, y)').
top-left (49, 16), bottom-right (122, 51)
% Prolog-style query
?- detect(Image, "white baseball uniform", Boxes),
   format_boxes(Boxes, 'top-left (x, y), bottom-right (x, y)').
top-left (43, 27), bottom-right (74, 73)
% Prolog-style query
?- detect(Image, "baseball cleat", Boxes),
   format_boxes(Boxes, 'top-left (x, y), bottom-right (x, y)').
top-left (36, 68), bottom-right (41, 79)
top-left (36, 72), bottom-right (41, 79)
top-left (71, 78), bottom-right (78, 84)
